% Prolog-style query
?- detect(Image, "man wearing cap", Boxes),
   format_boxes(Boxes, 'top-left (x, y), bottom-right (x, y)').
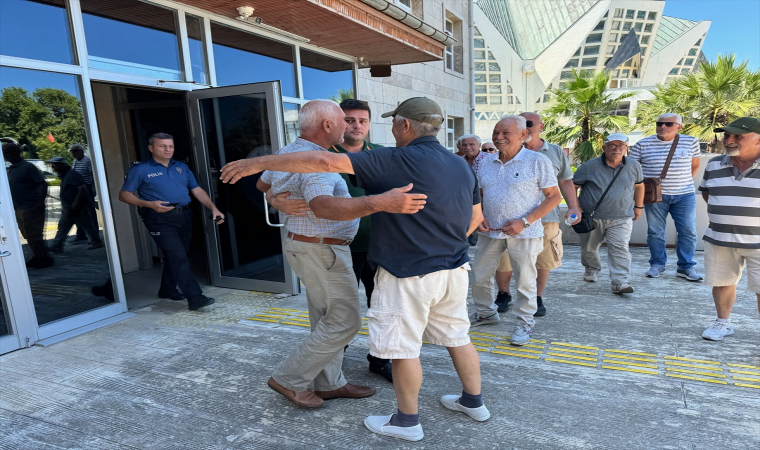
top-left (630, 113), bottom-right (703, 281)
top-left (119, 132), bottom-right (221, 311)
top-left (698, 118), bottom-right (760, 341)
top-left (47, 156), bottom-right (104, 252)
top-left (573, 134), bottom-right (645, 294)
top-left (69, 144), bottom-right (100, 244)
top-left (221, 97), bottom-right (488, 442)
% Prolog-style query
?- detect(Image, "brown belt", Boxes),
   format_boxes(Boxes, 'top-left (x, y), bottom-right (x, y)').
top-left (287, 232), bottom-right (352, 246)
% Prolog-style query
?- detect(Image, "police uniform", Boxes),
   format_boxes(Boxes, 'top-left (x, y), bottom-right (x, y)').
top-left (122, 157), bottom-right (203, 299)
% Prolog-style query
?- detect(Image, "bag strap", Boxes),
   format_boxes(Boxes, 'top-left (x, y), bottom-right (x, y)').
top-left (590, 160), bottom-right (625, 216)
top-left (659, 134), bottom-right (680, 179)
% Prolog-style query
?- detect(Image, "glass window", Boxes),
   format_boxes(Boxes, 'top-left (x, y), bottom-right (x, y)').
top-left (634, 23), bottom-right (643, 32)
top-left (681, 68), bottom-right (690, 74)
top-left (489, 62), bottom-right (501, 71)
top-left (507, 96), bottom-right (514, 104)
top-left (648, 12), bottom-right (657, 20)
top-left (625, 58), bottom-right (633, 67)
top-left (475, 62), bottom-right (486, 71)
top-left (185, 15), bottom-right (208, 84)
top-left (475, 96), bottom-right (487, 104)
top-left (594, 21), bottom-right (606, 31)
top-left (506, 85), bottom-right (513, 93)
top-left (641, 35), bottom-right (650, 45)
top-left (0, 66), bottom-right (117, 322)
top-left (574, 48), bottom-right (582, 57)
top-left (0, 0), bottom-right (75, 64)
top-left (641, 48), bottom-right (647, 56)
top-left (611, 70), bottom-right (619, 77)
top-left (607, 46), bottom-right (616, 54)
top-left (283, 103), bottom-right (300, 145)
top-left (622, 69), bottom-right (630, 77)
top-left (559, 82), bottom-right (568, 89)
top-left (489, 74), bottom-right (501, 83)
top-left (397, 0), bottom-right (412, 11)
top-left (474, 26), bottom-right (481, 36)
top-left (688, 48), bottom-right (698, 56)
top-left (610, 33), bottom-right (618, 42)
top-left (644, 23), bottom-right (654, 32)
top-left (669, 67), bottom-right (679, 75)
top-left (637, 11), bottom-right (645, 19)
top-left (300, 49), bottom-right (353, 101)
top-left (543, 94), bottom-right (551, 103)
top-left (489, 85), bottom-right (501, 94)
top-left (475, 50), bottom-right (486, 60)
top-left (490, 96), bottom-right (502, 105)
top-left (678, 59), bottom-right (684, 65)
top-left (564, 59), bottom-right (579, 68)
top-left (582, 57), bottom-right (598, 67)
top-left (623, 22), bottom-right (632, 31)
top-left (685, 58), bottom-right (694, 66)
top-left (584, 46), bottom-right (600, 56)
top-left (612, 21), bottom-right (621, 30)
top-left (488, 52), bottom-right (497, 60)
top-left (695, 39), bottom-right (702, 46)
top-left (626, 10), bottom-right (635, 19)
top-left (474, 73), bottom-right (486, 82)
top-left (560, 71), bottom-right (574, 80)
top-left (474, 39), bottom-right (485, 48)
top-left (210, 23), bottom-right (296, 97)
top-left (475, 85), bottom-right (486, 94)
top-left (80, 0), bottom-right (181, 80)
top-left (586, 34), bottom-right (603, 43)
top-left (614, 8), bottom-right (624, 18)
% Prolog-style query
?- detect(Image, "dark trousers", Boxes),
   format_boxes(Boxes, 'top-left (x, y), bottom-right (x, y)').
top-left (16, 205), bottom-right (48, 258)
top-left (351, 251), bottom-right (389, 367)
top-left (75, 185), bottom-right (99, 241)
top-left (52, 204), bottom-right (102, 250)
top-left (140, 208), bottom-right (202, 298)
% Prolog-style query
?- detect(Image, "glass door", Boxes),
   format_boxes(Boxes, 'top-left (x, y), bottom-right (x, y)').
top-left (187, 82), bottom-right (298, 294)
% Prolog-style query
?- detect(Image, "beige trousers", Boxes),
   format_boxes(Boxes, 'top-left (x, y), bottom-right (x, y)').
top-left (579, 218), bottom-right (634, 286)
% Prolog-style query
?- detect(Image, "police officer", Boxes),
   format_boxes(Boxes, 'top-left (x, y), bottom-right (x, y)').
top-left (118, 132), bottom-right (223, 311)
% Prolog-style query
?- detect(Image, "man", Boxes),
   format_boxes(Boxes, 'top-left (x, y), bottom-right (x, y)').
top-left (469, 115), bottom-right (561, 345)
top-left (491, 112), bottom-right (582, 316)
top-left (48, 156), bottom-right (104, 252)
top-left (459, 134), bottom-right (484, 246)
top-left (69, 144), bottom-right (99, 244)
top-left (573, 134), bottom-right (645, 294)
top-left (268, 99), bottom-right (392, 383)
top-left (221, 97), bottom-right (488, 442)
top-left (3, 143), bottom-right (53, 268)
top-left (630, 113), bottom-right (703, 281)
top-left (481, 141), bottom-right (497, 153)
top-left (698, 118), bottom-right (760, 341)
top-left (118, 132), bottom-right (220, 311)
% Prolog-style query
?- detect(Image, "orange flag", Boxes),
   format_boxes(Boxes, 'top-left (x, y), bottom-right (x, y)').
top-left (47, 133), bottom-right (55, 143)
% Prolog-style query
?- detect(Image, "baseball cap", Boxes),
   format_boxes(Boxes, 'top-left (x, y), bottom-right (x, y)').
top-left (381, 97), bottom-right (444, 126)
top-left (46, 156), bottom-right (67, 164)
top-left (605, 133), bottom-right (629, 143)
top-left (713, 117), bottom-right (760, 135)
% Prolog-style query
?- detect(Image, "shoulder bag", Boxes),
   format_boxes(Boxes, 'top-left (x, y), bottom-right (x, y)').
top-left (642, 134), bottom-right (679, 204)
top-left (572, 162), bottom-right (625, 234)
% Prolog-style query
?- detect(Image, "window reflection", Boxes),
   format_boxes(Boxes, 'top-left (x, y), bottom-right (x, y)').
top-left (300, 49), bottom-right (353, 100)
top-left (0, 66), bottom-right (116, 326)
top-left (186, 14), bottom-right (208, 84)
top-left (80, 0), bottom-right (181, 80)
top-left (0, 0), bottom-right (75, 64)
top-left (211, 23), bottom-right (296, 97)
top-left (0, 282), bottom-right (10, 337)
top-left (283, 103), bottom-right (301, 145)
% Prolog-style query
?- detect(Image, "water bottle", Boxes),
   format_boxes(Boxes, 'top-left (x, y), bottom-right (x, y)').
top-left (565, 214), bottom-right (578, 226)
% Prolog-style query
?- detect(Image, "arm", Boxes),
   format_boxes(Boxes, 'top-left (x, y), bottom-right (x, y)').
top-left (35, 181), bottom-right (48, 207)
top-left (701, 189), bottom-right (709, 202)
top-left (257, 177), bottom-right (311, 216)
top-left (309, 183), bottom-right (426, 221)
top-left (501, 186), bottom-right (561, 236)
top-left (477, 188), bottom-right (490, 232)
top-left (118, 190), bottom-right (174, 212)
top-left (71, 185), bottom-right (89, 212)
top-left (190, 186), bottom-right (225, 224)
top-left (469, 203), bottom-right (484, 236)
top-left (633, 184), bottom-right (645, 221)
top-left (558, 178), bottom-right (582, 225)
top-left (221, 152), bottom-right (353, 184)
top-left (691, 158), bottom-right (701, 178)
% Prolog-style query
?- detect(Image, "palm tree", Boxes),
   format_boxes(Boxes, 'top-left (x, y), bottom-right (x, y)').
top-left (543, 69), bottom-right (636, 163)
top-left (636, 54), bottom-right (760, 152)
top-left (329, 88), bottom-right (355, 104)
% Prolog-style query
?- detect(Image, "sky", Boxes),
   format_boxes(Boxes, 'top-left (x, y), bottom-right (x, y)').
top-left (663, 0), bottom-right (760, 71)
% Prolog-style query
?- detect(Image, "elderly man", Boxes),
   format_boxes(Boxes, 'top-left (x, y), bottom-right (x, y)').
top-left (222, 97), bottom-right (487, 442)
top-left (458, 134), bottom-right (485, 170)
top-left (698, 118), bottom-right (760, 341)
top-left (573, 134), bottom-right (645, 294)
top-left (470, 115), bottom-right (561, 346)
top-left (630, 113), bottom-right (703, 281)
top-left (481, 141), bottom-right (497, 154)
top-left (491, 112), bottom-right (581, 316)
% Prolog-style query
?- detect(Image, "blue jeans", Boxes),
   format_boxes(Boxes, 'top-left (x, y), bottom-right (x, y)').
top-left (644, 193), bottom-right (698, 271)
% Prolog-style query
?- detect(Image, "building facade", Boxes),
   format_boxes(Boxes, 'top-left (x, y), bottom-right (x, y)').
top-left (0, 0), bottom-right (473, 354)
top-left (472, 0), bottom-right (711, 139)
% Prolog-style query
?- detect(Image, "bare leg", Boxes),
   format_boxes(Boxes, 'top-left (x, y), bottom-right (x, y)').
top-left (392, 358), bottom-right (422, 414)
top-left (713, 286), bottom-right (737, 319)
top-left (536, 269), bottom-right (550, 297)
top-left (446, 343), bottom-right (481, 395)
top-left (495, 270), bottom-right (512, 293)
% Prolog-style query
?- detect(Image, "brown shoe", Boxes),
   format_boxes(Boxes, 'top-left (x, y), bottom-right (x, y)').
top-left (267, 377), bottom-right (324, 408)
top-left (314, 383), bottom-right (376, 400)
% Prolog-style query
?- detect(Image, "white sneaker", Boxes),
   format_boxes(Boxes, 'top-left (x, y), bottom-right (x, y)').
top-left (701, 320), bottom-right (734, 341)
top-left (583, 269), bottom-right (597, 282)
top-left (645, 266), bottom-right (665, 278)
top-left (470, 312), bottom-right (501, 327)
top-left (611, 283), bottom-right (634, 294)
top-left (440, 395), bottom-right (490, 421)
top-left (364, 414), bottom-right (424, 441)
top-left (510, 324), bottom-right (533, 346)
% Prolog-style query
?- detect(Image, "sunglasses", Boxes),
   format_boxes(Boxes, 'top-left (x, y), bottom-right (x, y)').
top-left (655, 121), bottom-right (679, 127)
top-left (526, 120), bottom-right (533, 128)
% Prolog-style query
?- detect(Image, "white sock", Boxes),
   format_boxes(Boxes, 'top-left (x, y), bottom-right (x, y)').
top-left (715, 318), bottom-right (728, 324)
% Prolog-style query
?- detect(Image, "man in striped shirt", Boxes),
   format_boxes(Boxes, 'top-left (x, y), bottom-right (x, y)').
top-left (629, 113), bottom-right (703, 281)
top-left (697, 117), bottom-right (760, 341)
top-left (69, 144), bottom-right (99, 243)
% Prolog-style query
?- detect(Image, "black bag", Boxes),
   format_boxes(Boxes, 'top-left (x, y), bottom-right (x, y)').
top-left (572, 161), bottom-right (624, 234)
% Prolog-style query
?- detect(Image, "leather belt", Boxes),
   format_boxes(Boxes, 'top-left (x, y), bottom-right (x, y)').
top-left (287, 232), bottom-right (352, 246)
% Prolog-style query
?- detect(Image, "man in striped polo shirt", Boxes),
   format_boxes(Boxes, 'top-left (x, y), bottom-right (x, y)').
top-left (698, 117), bottom-right (760, 341)
top-left (630, 113), bottom-right (703, 281)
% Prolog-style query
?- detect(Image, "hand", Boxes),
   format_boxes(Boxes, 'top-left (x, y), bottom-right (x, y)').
top-left (271, 192), bottom-right (311, 216)
top-left (210, 208), bottom-right (225, 225)
top-left (633, 208), bottom-right (643, 221)
top-left (149, 200), bottom-right (175, 213)
top-left (477, 217), bottom-right (490, 233)
top-left (374, 183), bottom-right (427, 214)
top-left (220, 159), bottom-right (261, 184)
top-left (501, 219), bottom-right (526, 236)
top-left (565, 207), bottom-right (582, 225)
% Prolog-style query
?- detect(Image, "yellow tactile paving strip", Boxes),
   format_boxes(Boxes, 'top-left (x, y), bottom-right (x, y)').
top-left (250, 308), bottom-right (760, 391)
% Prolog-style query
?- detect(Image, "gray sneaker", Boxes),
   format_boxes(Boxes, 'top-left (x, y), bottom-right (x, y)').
top-left (510, 324), bottom-right (532, 345)
top-left (611, 282), bottom-right (634, 294)
top-left (676, 267), bottom-right (704, 281)
top-left (583, 269), bottom-right (597, 282)
top-left (645, 266), bottom-right (665, 278)
top-left (470, 312), bottom-right (501, 327)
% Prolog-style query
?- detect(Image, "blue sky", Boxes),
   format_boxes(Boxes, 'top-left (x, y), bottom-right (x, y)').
top-left (663, 0), bottom-right (760, 70)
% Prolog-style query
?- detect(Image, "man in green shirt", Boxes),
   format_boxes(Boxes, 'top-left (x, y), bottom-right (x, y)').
top-left (269, 99), bottom-right (391, 383)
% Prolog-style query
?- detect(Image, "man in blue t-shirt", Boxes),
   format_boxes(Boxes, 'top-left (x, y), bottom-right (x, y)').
top-left (221, 98), bottom-right (489, 442)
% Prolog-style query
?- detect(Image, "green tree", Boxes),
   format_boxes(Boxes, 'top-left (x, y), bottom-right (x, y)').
top-left (0, 86), bottom-right (87, 158)
top-left (636, 54), bottom-right (760, 152)
top-left (543, 69), bottom-right (636, 163)
top-left (329, 88), bottom-right (355, 104)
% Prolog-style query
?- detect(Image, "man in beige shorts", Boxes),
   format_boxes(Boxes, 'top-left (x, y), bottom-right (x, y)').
top-left (492, 112), bottom-right (581, 316)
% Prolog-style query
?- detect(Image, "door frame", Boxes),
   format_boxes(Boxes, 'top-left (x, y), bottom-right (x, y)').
top-left (187, 81), bottom-right (299, 294)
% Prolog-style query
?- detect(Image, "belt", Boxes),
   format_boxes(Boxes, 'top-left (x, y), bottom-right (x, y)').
top-left (140, 206), bottom-right (188, 214)
top-left (287, 232), bottom-right (352, 246)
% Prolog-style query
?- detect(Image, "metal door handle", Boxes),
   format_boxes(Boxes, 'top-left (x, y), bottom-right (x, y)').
top-left (264, 192), bottom-right (284, 227)
top-left (0, 251), bottom-right (10, 257)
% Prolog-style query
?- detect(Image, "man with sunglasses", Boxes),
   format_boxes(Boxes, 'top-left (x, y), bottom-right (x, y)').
top-left (630, 113), bottom-right (703, 281)
top-left (481, 142), bottom-right (497, 153)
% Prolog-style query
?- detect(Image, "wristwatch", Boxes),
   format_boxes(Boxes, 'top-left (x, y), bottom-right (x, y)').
top-left (521, 217), bottom-right (531, 228)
